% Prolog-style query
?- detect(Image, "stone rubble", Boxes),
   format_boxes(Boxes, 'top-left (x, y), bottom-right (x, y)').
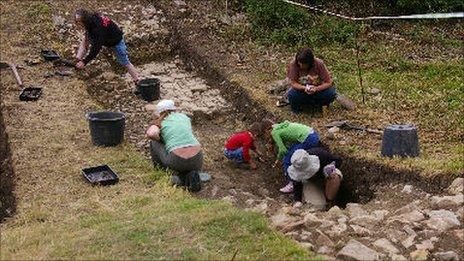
top-left (128, 61), bottom-right (230, 117)
top-left (263, 178), bottom-right (463, 260)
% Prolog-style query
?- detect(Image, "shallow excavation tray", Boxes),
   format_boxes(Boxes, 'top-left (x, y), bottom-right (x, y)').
top-left (82, 165), bottom-right (119, 186)
top-left (19, 87), bottom-right (42, 101)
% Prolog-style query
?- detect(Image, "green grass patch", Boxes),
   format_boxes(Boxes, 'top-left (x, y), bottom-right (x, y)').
top-left (0, 145), bottom-right (312, 260)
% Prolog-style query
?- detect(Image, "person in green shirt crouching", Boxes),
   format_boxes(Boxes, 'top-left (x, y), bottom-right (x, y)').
top-left (146, 100), bottom-right (203, 191)
top-left (262, 119), bottom-right (320, 194)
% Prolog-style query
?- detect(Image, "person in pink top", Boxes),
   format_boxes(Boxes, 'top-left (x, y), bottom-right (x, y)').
top-left (286, 47), bottom-right (337, 114)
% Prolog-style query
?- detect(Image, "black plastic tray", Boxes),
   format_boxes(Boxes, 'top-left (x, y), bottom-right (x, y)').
top-left (41, 50), bottom-right (60, 61)
top-left (19, 87), bottom-right (42, 101)
top-left (82, 165), bottom-right (119, 186)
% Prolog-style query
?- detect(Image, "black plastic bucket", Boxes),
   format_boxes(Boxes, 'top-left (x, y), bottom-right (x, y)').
top-left (137, 78), bottom-right (160, 102)
top-left (86, 111), bottom-right (125, 147)
top-left (381, 124), bottom-right (420, 158)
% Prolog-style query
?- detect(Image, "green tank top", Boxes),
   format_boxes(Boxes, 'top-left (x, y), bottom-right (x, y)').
top-left (161, 112), bottom-right (200, 152)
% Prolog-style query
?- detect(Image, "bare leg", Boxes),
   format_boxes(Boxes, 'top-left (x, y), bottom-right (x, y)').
top-left (125, 62), bottom-right (139, 83)
top-left (324, 174), bottom-right (341, 201)
top-left (76, 35), bottom-right (89, 60)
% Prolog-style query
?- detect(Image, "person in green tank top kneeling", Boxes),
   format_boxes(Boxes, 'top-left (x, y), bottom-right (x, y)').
top-left (146, 100), bottom-right (203, 190)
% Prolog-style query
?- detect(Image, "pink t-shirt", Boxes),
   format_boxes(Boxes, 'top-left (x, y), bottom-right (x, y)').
top-left (286, 58), bottom-right (331, 86)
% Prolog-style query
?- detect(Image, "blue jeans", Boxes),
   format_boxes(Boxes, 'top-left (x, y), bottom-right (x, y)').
top-left (288, 87), bottom-right (337, 113)
top-left (224, 148), bottom-right (245, 164)
top-left (112, 38), bottom-right (130, 66)
top-left (283, 131), bottom-right (320, 180)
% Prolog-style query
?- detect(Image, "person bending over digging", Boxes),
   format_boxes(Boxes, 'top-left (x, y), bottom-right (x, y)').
top-left (283, 47), bottom-right (337, 113)
top-left (74, 9), bottom-right (140, 83)
top-left (287, 148), bottom-right (342, 209)
top-left (146, 99), bottom-right (203, 191)
top-left (262, 119), bottom-right (320, 193)
top-left (224, 123), bottom-right (264, 170)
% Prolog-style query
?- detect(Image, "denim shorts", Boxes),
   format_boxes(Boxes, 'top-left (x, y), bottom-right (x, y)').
top-left (224, 148), bottom-right (245, 164)
top-left (112, 39), bottom-right (130, 66)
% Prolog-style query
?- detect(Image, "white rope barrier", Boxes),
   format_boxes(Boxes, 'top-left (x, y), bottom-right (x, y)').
top-left (282, 0), bottom-right (464, 21)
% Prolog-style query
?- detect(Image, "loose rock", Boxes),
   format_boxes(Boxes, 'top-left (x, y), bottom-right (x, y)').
top-left (409, 249), bottom-right (429, 261)
top-left (350, 224), bottom-right (371, 236)
top-left (252, 202), bottom-right (268, 214)
top-left (388, 210), bottom-right (425, 224)
top-left (401, 185), bottom-right (413, 194)
top-left (373, 238), bottom-right (399, 254)
top-left (221, 195), bottom-right (236, 204)
top-left (317, 246), bottom-right (333, 255)
top-left (424, 210), bottom-right (460, 231)
top-left (337, 239), bottom-right (381, 261)
top-left (448, 177), bottom-right (464, 195)
top-left (434, 251), bottom-right (459, 261)
top-left (430, 194), bottom-right (464, 209)
top-left (315, 230), bottom-right (334, 247)
top-left (346, 203), bottom-right (369, 218)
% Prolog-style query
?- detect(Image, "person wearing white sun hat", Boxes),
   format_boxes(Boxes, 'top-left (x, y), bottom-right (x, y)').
top-left (146, 100), bottom-right (203, 186)
top-left (287, 148), bottom-right (343, 209)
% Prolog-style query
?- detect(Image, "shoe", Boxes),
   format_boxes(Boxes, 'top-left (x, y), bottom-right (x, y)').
top-left (276, 96), bottom-right (289, 107)
top-left (279, 182), bottom-right (294, 193)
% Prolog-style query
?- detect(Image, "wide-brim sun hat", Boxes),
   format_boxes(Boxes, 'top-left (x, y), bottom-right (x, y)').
top-left (287, 149), bottom-right (320, 182)
top-left (155, 99), bottom-right (177, 116)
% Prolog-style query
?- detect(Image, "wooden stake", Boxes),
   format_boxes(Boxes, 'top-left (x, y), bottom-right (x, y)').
top-left (355, 23), bottom-right (365, 105)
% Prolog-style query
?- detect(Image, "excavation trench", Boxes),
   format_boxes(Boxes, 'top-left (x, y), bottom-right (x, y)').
top-left (83, 28), bottom-right (453, 215)
top-left (0, 85), bottom-right (16, 222)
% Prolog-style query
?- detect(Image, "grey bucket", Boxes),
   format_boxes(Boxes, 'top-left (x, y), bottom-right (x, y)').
top-left (381, 124), bottom-right (420, 158)
top-left (86, 111), bottom-right (125, 146)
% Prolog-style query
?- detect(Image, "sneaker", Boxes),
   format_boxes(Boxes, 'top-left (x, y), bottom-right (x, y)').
top-left (276, 96), bottom-right (289, 107)
top-left (279, 182), bottom-right (294, 193)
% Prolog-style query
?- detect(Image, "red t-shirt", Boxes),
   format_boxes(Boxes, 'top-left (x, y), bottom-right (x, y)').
top-left (286, 58), bottom-right (331, 86)
top-left (225, 131), bottom-right (256, 162)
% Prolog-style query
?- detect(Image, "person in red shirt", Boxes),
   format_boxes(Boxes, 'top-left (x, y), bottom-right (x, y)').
top-left (224, 123), bottom-right (263, 169)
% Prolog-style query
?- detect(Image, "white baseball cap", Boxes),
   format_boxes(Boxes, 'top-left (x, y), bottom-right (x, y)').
top-left (287, 149), bottom-right (320, 182)
top-left (155, 99), bottom-right (177, 116)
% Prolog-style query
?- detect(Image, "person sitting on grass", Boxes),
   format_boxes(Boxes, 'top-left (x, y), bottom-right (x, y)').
top-left (285, 47), bottom-right (337, 114)
top-left (146, 100), bottom-right (203, 190)
top-left (74, 9), bottom-right (139, 83)
top-left (224, 123), bottom-right (264, 170)
top-left (286, 148), bottom-right (342, 209)
top-left (262, 119), bottom-right (320, 193)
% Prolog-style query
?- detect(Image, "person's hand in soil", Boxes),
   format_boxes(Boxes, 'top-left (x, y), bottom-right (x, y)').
top-left (75, 61), bottom-right (85, 69)
top-left (293, 201), bottom-right (303, 208)
top-left (254, 149), bottom-right (265, 162)
top-left (272, 160), bottom-right (282, 168)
